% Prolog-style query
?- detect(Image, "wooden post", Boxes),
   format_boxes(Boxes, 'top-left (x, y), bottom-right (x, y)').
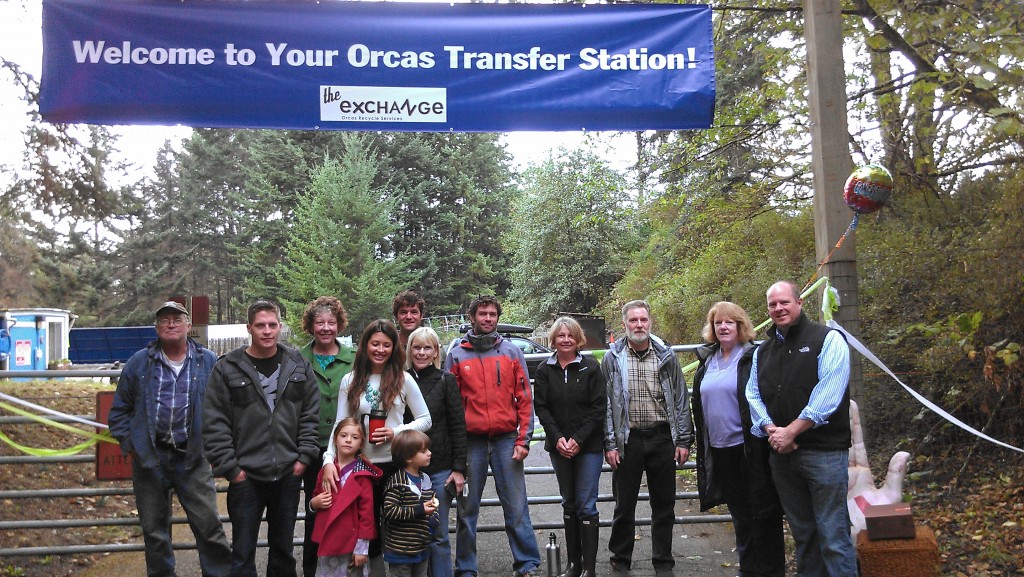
top-left (803, 0), bottom-right (863, 402)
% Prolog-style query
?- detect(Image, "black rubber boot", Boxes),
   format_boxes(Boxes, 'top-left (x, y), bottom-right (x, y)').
top-left (557, 512), bottom-right (582, 577)
top-left (579, 515), bottom-right (600, 577)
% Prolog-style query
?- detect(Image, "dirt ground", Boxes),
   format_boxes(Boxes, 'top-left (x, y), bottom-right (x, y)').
top-left (0, 379), bottom-right (138, 577)
top-left (2, 379), bottom-right (1024, 577)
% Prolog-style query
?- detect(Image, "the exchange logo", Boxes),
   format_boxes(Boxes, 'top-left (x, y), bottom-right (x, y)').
top-left (321, 86), bottom-right (447, 123)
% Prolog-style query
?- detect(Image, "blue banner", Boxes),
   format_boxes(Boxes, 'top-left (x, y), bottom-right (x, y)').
top-left (41, 0), bottom-right (715, 132)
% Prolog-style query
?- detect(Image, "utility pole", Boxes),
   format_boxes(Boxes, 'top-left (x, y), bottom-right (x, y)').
top-left (803, 0), bottom-right (863, 402)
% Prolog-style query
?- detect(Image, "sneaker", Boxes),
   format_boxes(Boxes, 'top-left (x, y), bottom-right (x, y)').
top-left (514, 570), bottom-right (540, 577)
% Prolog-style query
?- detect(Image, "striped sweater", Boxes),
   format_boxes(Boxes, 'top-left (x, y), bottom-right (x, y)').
top-left (381, 470), bottom-right (438, 556)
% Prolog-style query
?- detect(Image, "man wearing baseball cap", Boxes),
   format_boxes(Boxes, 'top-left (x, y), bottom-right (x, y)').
top-left (109, 301), bottom-right (231, 577)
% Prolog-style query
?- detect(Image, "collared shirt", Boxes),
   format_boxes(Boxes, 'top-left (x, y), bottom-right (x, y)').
top-left (626, 343), bottom-right (667, 430)
top-left (745, 330), bottom-right (850, 437)
top-left (154, 349), bottom-right (191, 445)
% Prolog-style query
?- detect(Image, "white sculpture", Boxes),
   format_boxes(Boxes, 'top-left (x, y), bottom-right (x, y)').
top-left (846, 400), bottom-right (911, 536)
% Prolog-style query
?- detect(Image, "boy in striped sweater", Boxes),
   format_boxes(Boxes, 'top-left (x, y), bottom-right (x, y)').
top-left (382, 430), bottom-right (440, 577)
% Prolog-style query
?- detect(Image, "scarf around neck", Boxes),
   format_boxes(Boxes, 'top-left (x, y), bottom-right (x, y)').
top-left (466, 329), bottom-right (499, 352)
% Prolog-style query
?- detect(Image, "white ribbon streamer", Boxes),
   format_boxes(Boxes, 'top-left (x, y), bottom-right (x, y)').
top-left (0, 391), bottom-right (108, 429)
top-left (826, 320), bottom-right (1023, 454)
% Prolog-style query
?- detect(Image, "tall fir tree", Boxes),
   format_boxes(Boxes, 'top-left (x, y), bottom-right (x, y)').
top-left (505, 147), bottom-right (638, 325)
top-left (277, 132), bottom-right (413, 336)
top-left (377, 132), bottom-right (517, 315)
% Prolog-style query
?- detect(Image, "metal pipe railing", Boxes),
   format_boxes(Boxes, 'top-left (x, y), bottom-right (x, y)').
top-left (0, 346), bottom-right (724, 558)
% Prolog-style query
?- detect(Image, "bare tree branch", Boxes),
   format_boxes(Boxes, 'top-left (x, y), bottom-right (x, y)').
top-left (851, 0), bottom-right (1024, 148)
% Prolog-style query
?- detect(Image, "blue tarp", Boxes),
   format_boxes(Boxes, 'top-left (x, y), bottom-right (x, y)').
top-left (69, 327), bottom-right (156, 364)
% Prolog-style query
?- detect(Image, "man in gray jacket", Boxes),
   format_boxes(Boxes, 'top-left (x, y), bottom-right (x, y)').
top-left (602, 300), bottom-right (693, 576)
top-left (109, 301), bottom-right (231, 577)
top-left (204, 300), bottom-right (320, 577)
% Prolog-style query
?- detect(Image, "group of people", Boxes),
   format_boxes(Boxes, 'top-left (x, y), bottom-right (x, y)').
top-left (108, 280), bottom-right (859, 577)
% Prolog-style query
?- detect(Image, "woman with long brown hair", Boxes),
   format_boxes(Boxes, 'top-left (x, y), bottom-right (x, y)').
top-left (321, 319), bottom-right (431, 577)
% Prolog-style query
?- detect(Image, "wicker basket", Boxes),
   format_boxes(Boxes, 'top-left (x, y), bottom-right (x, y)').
top-left (856, 525), bottom-right (941, 577)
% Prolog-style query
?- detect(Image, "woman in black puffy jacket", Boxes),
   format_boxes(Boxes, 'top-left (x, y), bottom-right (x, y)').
top-left (534, 316), bottom-right (606, 577)
top-left (406, 326), bottom-right (467, 577)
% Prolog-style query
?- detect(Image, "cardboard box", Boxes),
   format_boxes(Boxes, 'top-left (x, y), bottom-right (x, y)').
top-left (864, 502), bottom-right (915, 539)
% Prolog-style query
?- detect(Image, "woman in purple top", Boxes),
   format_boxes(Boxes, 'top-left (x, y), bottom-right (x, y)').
top-left (691, 302), bottom-right (785, 577)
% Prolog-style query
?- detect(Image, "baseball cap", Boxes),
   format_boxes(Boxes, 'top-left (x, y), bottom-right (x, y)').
top-left (154, 301), bottom-right (189, 318)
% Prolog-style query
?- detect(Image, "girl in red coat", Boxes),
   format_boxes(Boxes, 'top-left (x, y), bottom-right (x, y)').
top-left (311, 418), bottom-right (383, 577)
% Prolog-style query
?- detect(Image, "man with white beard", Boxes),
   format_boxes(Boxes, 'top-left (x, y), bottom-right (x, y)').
top-left (601, 300), bottom-right (693, 577)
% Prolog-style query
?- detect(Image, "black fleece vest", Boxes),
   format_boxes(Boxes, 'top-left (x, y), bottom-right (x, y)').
top-left (755, 313), bottom-right (850, 451)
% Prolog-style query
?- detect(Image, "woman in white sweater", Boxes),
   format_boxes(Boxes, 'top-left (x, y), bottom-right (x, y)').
top-left (321, 319), bottom-right (431, 577)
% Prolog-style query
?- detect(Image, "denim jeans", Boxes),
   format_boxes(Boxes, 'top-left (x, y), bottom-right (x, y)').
top-left (770, 449), bottom-right (857, 577)
top-left (456, 433), bottom-right (540, 577)
top-left (132, 447), bottom-right (231, 577)
top-left (369, 460), bottom-right (400, 577)
top-left (608, 425), bottom-right (677, 570)
top-left (227, 473), bottom-right (303, 577)
top-left (388, 559), bottom-right (428, 577)
top-left (428, 469), bottom-right (455, 577)
top-left (549, 451), bottom-right (603, 518)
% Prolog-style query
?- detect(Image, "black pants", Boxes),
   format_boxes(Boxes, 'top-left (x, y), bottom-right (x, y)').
top-left (710, 444), bottom-right (786, 577)
top-left (301, 448), bottom-right (326, 577)
top-left (608, 425), bottom-right (677, 570)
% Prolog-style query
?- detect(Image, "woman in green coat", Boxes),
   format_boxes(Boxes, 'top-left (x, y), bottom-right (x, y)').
top-left (299, 296), bottom-right (356, 577)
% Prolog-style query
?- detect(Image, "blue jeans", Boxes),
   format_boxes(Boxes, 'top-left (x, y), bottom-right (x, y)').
top-left (549, 451), bottom-right (602, 518)
top-left (770, 449), bottom-right (857, 577)
top-left (456, 433), bottom-right (540, 577)
top-left (428, 469), bottom-right (455, 577)
top-left (226, 473), bottom-right (303, 577)
top-left (132, 447), bottom-right (231, 577)
top-left (388, 559), bottom-right (429, 577)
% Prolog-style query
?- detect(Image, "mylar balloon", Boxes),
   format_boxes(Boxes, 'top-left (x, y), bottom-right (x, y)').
top-left (843, 165), bottom-right (893, 214)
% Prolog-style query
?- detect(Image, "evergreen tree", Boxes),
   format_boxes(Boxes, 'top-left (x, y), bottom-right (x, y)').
top-left (277, 132), bottom-right (413, 336)
top-left (0, 214), bottom-right (39, 308)
top-left (233, 130), bottom-right (343, 303)
top-left (377, 132), bottom-right (517, 315)
top-left (505, 148), bottom-right (639, 325)
top-left (110, 142), bottom-right (187, 325)
top-left (173, 129), bottom-right (254, 323)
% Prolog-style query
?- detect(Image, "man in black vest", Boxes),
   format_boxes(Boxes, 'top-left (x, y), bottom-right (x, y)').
top-left (744, 281), bottom-right (857, 577)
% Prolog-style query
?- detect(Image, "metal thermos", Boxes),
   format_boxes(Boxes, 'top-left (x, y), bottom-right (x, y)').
top-left (545, 532), bottom-right (561, 577)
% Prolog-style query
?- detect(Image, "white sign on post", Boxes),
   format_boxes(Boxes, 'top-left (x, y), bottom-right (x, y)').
top-left (15, 340), bottom-right (30, 365)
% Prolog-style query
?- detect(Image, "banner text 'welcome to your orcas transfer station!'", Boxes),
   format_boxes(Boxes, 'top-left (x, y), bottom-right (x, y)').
top-left (40, 0), bottom-right (715, 132)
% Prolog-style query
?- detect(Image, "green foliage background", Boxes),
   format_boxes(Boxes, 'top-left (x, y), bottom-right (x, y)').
top-left (1, 0), bottom-right (1022, 473)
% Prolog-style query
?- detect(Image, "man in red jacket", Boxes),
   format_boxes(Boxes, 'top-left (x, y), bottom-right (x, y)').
top-left (444, 295), bottom-right (541, 577)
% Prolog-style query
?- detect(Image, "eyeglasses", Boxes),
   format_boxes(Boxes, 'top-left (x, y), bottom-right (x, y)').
top-left (156, 318), bottom-right (188, 327)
